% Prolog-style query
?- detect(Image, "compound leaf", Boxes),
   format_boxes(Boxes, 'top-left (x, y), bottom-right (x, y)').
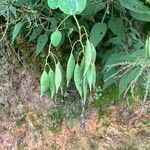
top-left (119, 67), bottom-right (141, 95)
top-left (103, 68), bottom-right (117, 89)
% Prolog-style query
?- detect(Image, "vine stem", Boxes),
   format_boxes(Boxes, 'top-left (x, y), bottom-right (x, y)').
top-left (101, 1), bottom-right (109, 23)
top-left (44, 15), bottom-right (71, 69)
top-left (71, 40), bottom-right (80, 53)
top-left (77, 50), bottom-right (84, 63)
top-left (45, 42), bottom-right (56, 69)
top-left (81, 26), bottom-right (88, 39)
top-left (73, 15), bottom-right (84, 49)
top-left (57, 15), bottom-right (71, 30)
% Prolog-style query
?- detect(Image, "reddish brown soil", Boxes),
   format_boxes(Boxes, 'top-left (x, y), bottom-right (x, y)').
top-left (0, 46), bottom-right (150, 150)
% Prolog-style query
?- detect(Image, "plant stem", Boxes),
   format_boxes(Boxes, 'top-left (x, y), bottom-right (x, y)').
top-left (73, 15), bottom-right (84, 49)
top-left (57, 15), bottom-right (70, 30)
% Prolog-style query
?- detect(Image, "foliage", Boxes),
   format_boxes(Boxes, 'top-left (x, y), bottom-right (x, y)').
top-left (0, 0), bottom-right (150, 128)
top-left (102, 33), bottom-right (150, 103)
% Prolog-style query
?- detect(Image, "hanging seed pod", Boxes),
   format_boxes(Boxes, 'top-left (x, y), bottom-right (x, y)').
top-left (40, 70), bottom-right (50, 97)
top-left (55, 62), bottom-right (62, 93)
top-left (49, 68), bottom-right (56, 98)
top-left (84, 39), bottom-right (92, 76)
top-left (66, 52), bottom-right (76, 86)
top-left (83, 76), bottom-right (88, 102)
top-left (145, 34), bottom-right (150, 58)
top-left (74, 63), bottom-right (83, 97)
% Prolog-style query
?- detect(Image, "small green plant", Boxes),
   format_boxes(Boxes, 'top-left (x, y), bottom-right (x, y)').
top-left (40, 0), bottom-right (99, 129)
top-left (103, 34), bottom-right (150, 115)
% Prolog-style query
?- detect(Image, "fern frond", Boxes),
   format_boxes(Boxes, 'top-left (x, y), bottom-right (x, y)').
top-left (119, 67), bottom-right (141, 96)
top-left (123, 67), bottom-right (144, 97)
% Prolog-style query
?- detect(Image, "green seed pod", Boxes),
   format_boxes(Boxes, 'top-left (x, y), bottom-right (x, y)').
top-left (146, 34), bottom-right (150, 58)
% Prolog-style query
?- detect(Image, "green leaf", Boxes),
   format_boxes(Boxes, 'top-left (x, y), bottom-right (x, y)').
top-left (119, 67), bottom-right (141, 95)
top-left (104, 49), bottom-right (145, 70)
top-left (91, 43), bottom-right (96, 63)
top-left (85, 63), bottom-right (96, 91)
top-left (9, 5), bottom-right (16, 17)
top-left (58, 0), bottom-right (87, 15)
top-left (105, 37), bottom-right (123, 46)
top-left (40, 70), bottom-right (50, 97)
top-left (51, 30), bottom-right (62, 47)
top-left (83, 77), bottom-right (88, 102)
top-left (108, 18), bottom-right (125, 37)
top-left (119, 0), bottom-right (150, 14)
top-left (84, 39), bottom-right (92, 76)
top-left (49, 69), bottom-right (56, 98)
top-left (0, 4), bottom-right (7, 15)
top-left (59, 63), bottom-right (64, 95)
top-left (80, 58), bottom-right (85, 74)
top-left (90, 23), bottom-right (107, 47)
top-left (48, 0), bottom-right (59, 9)
top-left (29, 26), bottom-right (43, 42)
top-left (36, 34), bottom-right (48, 55)
top-left (114, 1), bottom-right (126, 12)
top-left (74, 63), bottom-right (82, 97)
top-left (55, 62), bottom-right (62, 93)
top-left (81, 0), bottom-right (105, 16)
top-left (12, 21), bottom-right (24, 43)
top-left (104, 52), bottom-right (126, 68)
top-left (146, 0), bottom-right (150, 3)
top-left (66, 53), bottom-right (76, 86)
top-left (146, 35), bottom-right (150, 58)
top-left (129, 10), bottom-right (150, 22)
top-left (103, 68), bottom-right (117, 89)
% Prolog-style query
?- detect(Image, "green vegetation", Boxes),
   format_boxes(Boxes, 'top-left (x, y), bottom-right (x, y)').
top-left (0, 0), bottom-right (150, 128)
